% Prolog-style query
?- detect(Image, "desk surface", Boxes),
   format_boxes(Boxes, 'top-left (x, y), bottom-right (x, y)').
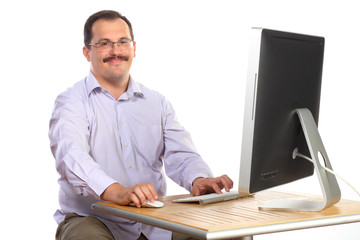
top-left (92, 190), bottom-right (360, 240)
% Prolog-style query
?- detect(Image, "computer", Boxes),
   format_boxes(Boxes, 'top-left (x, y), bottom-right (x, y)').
top-left (173, 28), bottom-right (341, 211)
top-left (238, 28), bottom-right (341, 211)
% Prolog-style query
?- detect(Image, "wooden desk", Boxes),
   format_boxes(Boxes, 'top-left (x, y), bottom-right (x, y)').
top-left (92, 190), bottom-right (360, 240)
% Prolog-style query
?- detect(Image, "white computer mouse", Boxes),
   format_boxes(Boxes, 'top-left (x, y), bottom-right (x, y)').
top-left (129, 200), bottom-right (164, 208)
top-left (145, 200), bottom-right (164, 208)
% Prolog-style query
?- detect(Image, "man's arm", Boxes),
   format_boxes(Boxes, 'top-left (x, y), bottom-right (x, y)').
top-left (161, 96), bottom-right (234, 194)
top-left (50, 93), bottom-right (116, 199)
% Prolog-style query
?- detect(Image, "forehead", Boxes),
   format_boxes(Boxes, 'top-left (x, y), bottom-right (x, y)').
top-left (91, 18), bottom-right (131, 40)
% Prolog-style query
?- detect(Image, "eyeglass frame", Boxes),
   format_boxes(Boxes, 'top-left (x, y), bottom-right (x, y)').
top-left (86, 38), bottom-right (134, 51)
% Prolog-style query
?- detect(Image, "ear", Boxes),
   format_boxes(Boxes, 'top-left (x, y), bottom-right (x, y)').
top-left (83, 46), bottom-right (91, 62)
top-left (133, 41), bottom-right (137, 58)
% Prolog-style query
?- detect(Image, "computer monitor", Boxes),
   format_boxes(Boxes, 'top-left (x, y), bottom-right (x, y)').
top-left (238, 28), bottom-right (341, 211)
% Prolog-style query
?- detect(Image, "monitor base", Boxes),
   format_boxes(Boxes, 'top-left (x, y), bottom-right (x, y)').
top-left (259, 108), bottom-right (341, 212)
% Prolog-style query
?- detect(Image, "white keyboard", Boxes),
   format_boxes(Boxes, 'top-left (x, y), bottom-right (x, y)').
top-left (172, 191), bottom-right (249, 205)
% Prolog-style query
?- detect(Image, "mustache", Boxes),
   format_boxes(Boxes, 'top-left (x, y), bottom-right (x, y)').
top-left (103, 55), bottom-right (129, 63)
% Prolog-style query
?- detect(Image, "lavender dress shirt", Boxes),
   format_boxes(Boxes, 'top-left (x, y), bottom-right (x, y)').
top-left (49, 72), bottom-right (213, 240)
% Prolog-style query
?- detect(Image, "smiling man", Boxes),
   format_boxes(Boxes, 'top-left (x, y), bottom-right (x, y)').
top-left (83, 16), bottom-right (134, 99)
top-left (49, 10), bottom-right (233, 240)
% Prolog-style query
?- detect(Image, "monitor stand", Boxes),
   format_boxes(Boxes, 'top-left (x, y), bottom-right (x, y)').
top-left (259, 108), bottom-right (341, 212)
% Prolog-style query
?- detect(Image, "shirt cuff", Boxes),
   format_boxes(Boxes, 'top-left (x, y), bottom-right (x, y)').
top-left (87, 166), bottom-right (118, 199)
top-left (186, 172), bottom-right (213, 193)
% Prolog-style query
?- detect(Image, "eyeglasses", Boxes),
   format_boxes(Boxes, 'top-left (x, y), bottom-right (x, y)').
top-left (87, 39), bottom-right (134, 52)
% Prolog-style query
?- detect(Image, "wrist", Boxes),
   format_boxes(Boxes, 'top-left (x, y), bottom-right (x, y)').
top-left (192, 177), bottom-right (204, 186)
top-left (100, 182), bottom-right (124, 202)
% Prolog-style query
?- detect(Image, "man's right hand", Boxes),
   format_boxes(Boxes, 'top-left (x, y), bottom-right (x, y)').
top-left (100, 182), bottom-right (158, 208)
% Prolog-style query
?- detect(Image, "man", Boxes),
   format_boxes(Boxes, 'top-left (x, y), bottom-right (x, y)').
top-left (49, 10), bottom-right (233, 240)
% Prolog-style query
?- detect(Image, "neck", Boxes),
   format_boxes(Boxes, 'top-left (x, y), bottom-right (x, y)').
top-left (94, 73), bottom-right (130, 100)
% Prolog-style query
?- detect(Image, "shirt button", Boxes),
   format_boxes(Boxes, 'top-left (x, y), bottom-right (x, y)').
top-left (129, 165), bottom-right (132, 169)
top-left (124, 143), bottom-right (128, 147)
top-left (119, 121), bottom-right (124, 125)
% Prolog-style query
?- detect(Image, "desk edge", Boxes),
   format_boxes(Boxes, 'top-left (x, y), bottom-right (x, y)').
top-left (92, 203), bottom-right (360, 240)
top-left (91, 203), bottom-right (207, 239)
top-left (206, 213), bottom-right (360, 239)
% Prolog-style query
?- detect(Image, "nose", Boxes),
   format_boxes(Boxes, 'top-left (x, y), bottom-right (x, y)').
top-left (110, 42), bottom-right (123, 54)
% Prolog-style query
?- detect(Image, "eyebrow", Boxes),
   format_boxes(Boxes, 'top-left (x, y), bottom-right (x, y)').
top-left (97, 37), bottom-right (131, 42)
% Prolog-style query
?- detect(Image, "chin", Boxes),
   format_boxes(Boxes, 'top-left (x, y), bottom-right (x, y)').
top-left (108, 72), bottom-right (129, 82)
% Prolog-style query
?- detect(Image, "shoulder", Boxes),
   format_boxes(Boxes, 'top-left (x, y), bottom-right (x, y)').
top-left (52, 77), bottom-right (89, 116)
top-left (57, 78), bottom-right (88, 102)
top-left (137, 83), bottom-right (179, 124)
top-left (136, 81), bottom-right (175, 111)
top-left (137, 82), bottom-right (165, 100)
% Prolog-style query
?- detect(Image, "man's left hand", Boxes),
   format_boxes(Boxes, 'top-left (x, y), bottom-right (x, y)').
top-left (192, 174), bottom-right (233, 196)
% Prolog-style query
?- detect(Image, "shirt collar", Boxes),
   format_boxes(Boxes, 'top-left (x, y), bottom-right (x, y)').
top-left (85, 71), bottom-right (144, 99)
top-left (126, 76), bottom-right (144, 99)
top-left (85, 71), bottom-right (101, 96)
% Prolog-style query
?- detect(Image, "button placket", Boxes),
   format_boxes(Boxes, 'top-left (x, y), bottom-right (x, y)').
top-left (116, 102), bottom-right (135, 170)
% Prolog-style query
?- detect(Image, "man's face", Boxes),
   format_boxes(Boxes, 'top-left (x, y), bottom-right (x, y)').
top-left (83, 18), bottom-right (136, 85)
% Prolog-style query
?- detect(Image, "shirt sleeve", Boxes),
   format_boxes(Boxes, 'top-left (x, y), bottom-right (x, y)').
top-left (49, 90), bottom-right (116, 200)
top-left (161, 97), bottom-right (213, 192)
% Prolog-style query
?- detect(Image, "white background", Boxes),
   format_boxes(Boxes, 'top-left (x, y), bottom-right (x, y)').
top-left (1, 0), bottom-right (359, 239)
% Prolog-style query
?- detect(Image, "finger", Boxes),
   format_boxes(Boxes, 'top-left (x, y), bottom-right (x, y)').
top-left (192, 186), bottom-right (201, 196)
top-left (140, 183), bottom-right (158, 202)
top-left (211, 182), bottom-right (222, 194)
top-left (145, 183), bottom-right (158, 201)
top-left (134, 187), bottom-right (147, 206)
top-left (219, 175), bottom-right (233, 192)
top-left (129, 193), bottom-right (142, 208)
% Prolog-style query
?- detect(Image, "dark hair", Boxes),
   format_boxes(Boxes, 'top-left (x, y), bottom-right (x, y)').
top-left (84, 10), bottom-right (134, 47)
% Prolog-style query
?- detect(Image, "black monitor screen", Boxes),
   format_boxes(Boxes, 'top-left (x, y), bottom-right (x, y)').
top-left (239, 28), bottom-right (325, 194)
